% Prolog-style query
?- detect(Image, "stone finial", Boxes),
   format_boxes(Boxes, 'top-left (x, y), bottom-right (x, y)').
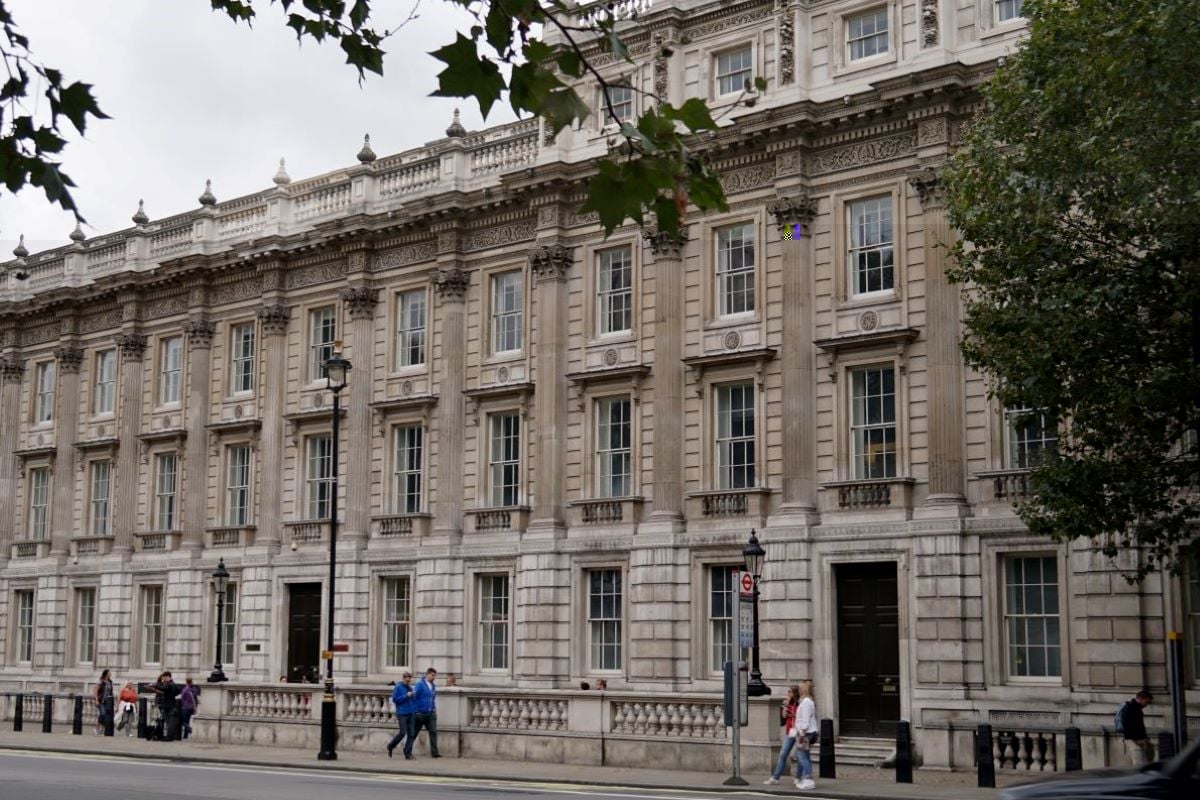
top-left (69, 221), bottom-right (86, 243)
top-left (357, 134), bottom-right (377, 163)
top-left (273, 158), bottom-right (292, 186)
top-left (13, 234), bottom-right (29, 259)
top-left (445, 109), bottom-right (467, 138)
top-left (198, 179), bottom-right (217, 206)
top-left (132, 199), bottom-right (150, 226)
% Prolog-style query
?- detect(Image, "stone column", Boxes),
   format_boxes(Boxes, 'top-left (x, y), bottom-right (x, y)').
top-left (182, 318), bottom-right (215, 551)
top-left (527, 243), bottom-right (571, 536)
top-left (113, 333), bottom-right (147, 553)
top-left (0, 355), bottom-right (25, 564)
top-left (340, 284), bottom-right (379, 543)
top-left (910, 168), bottom-right (968, 514)
top-left (432, 266), bottom-right (469, 538)
top-left (770, 195), bottom-right (820, 522)
top-left (644, 229), bottom-right (687, 523)
top-left (50, 344), bottom-right (84, 556)
top-left (256, 304), bottom-right (291, 548)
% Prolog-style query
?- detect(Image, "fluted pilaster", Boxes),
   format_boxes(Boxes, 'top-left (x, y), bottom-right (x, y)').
top-left (340, 284), bottom-right (379, 541)
top-left (528, 243), bottom-right (571, 534)
top-left (182, 319), bottom-right (215, 550)
top-left (0, 355), bottom-right (26, 563)
top-left (256, 303), bottom-right (291, 546)
top-left (48, 344), bottom-right (84, 555)
top-left (645, 228), bottom-right (687, 521)
top-left (433, 267), bottom-right (468, 537)
top-left (113, 333), bottom-right (147, 552)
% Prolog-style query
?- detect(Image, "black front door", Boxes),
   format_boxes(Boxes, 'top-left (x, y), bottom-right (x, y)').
top-left (286, 583), bottom-right (322, 683)
top-left (836, 562), bottom-right (900, 737)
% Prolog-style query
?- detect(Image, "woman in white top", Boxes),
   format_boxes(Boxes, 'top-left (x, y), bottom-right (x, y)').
top-left (792, 680), bottom-right (819, 790)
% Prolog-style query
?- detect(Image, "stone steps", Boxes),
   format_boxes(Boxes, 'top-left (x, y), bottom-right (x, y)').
top-left (806, 737), bottom-right (894, 768)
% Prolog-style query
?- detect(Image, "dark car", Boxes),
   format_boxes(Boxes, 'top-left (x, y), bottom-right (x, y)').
top-left (998, 738), bottom-right (1199, 800)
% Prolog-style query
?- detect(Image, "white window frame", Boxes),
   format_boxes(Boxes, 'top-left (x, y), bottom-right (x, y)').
top-left (392, 424), bottom-right (424, 514)
top-left (708, 565), bottom-right (754, 674)
top-left (309, 306), bottom-right (337, 382)
top-left (93, 349), bottom-right (116, 415)
top-left (715, 382), bottom-right (756, 490)
top-left (587, 568), bottom-right (623, 672)
top-left (715, 223), bottom-right (756, 317)
top-left (603, 84), bottom-right (634, 123)
top-left (225, 445), bottom-right (252, 526)
top-left (141, 584), bottom-right (164, 666)
top-left (850, 365), bottom-right (897, 479)
top-left (230, 322), bottom-right (256, 395)
top-left (306, 434), bottom-right (333, 520)
top-left (478, 573), bottom-right (511, 672)
top-left (595, 396), bottom-right (633, 498)
top-left (158, 336), bottom-right (182, 406)
top-left (153, 452), bottom-right (178, 531)
top-left (596, 246), bottom-right (633, 336)
top-left (396, 289), bottom-right (427, 369)
top-left (1004, 406), bottom-right (1058, 470)
top-left (996, 0), bottom-right (1023, 23)
top-left (490, 271), bottom-right (524, 355)
top-left (382, 575), bottom-right (412, 670)
top-left (1003, 554), bottom-right (1062, 680)
top-left (76, 587), bottom-right (97, 665)
top-left (847, 7), bottom-right (889, 62)
top-left (216, 582), bottom-right (238, 668)
top-left (848, 195), bottom-right (894, 296)
top-left (88, 460), bottom-right (111, 537)
top-left (34, 361), bottom-right (55, 423)
top-left (27, 466), bottom-right (50, 540)
top-left (714, 45), bottom-right (753, 96)
top-left (488, 412), bottom-right (521, 507)
top-left (14, 589), bottom-right (35, 664)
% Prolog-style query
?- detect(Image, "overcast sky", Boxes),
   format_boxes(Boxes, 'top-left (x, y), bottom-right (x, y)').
top-left (0, 0), bottom-right (517, 255)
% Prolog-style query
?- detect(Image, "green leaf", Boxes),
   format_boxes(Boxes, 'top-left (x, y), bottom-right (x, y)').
top-left (429, 33), bottom-right (507, 119)
top-left (753, 76), bottom-right (767, 92)
top-left (661, 98), bottom-right (718, 133)
top-left (484, 2), bottom-right (513, 55)
top-left (556, 49), bottom-right (583, 78)
top-left (55, 81), bottom-right (108, 134)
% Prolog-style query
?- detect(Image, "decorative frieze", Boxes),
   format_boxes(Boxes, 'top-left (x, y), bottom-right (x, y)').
top-left (643, 228), bottom-right (688, 258)
top-left (115, 333), bottom-right (148, 361)
top-left (433, 268), bottom-right (470, 301)
top-left (0, 355), bottom-right (25, 382)
top-left (340, 285), bottom-right (380, 319)
top-left (528, 243), bottom-right (573, 282)
top-left (212, 278), bottom-right (264, 305)
top-left (53, 345), bottom-right (85, 373)
top-left (21, 321), bottom-right (61, 346)
top-left (466, 221), bottom-right (536, 251)
top-left (809, 132), bottom-right (917, 175)
top-left (918, 116), bottom-right (950, 147)
top-left (684, 4), bottom-right (773, 42)
top-left (183, 319), bottom-right (217, 348)
top-left (776, 151), bottom-right (802, 177)
top-left (375, 242), bottom-right (437, 270)
top-left (719, 163), bottom-right (775, 195)
top-left (81, 309), bottom-right (124, 334)
top-left (285, 261), bottom-right (345, 290)
top-left (144, 295), bottom-right (187, 320)
top-left (256, 304), bottom-right (291, 336)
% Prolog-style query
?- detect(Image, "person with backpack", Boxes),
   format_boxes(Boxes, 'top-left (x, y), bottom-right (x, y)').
top-left (1116, 690), bottom-right (1154, 765)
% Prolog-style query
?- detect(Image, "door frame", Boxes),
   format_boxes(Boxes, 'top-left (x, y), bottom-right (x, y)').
top-left (274, 576), bottom-right (327, 684)
top-left (812, 547), bottom-right (912, 737)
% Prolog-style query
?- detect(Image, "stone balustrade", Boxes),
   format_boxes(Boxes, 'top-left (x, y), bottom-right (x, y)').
top-left (978, 469), bottom-right (1033, 501)
top-left (824, 478), bottom-right (915, 512)
top-left (611, 699), bottom-right (727, 739)
top-left (469, 696), bottom-right (569, 732)
top-left (370, 513), bottom-right (432, 538)
top-left (228, 687), bottom-right (313, 720)
top-left (284, 521), bottom-right (325, 545)
top-left (343, 691), bottom-right (393, 725)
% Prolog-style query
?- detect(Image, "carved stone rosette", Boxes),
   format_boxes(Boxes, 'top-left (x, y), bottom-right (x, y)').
top-left (769, 193), bottom-right (818, 234)
top-left (257, 304), bottom-right (291, 336)
top-left (115, 333), bottom-right (148, 362)
top-left (0, 354), bottom-right (25, 383)
top-left (340, 285), bottom-right (380, 320)
top-left (908, 167), bottom-right (946, 210)
top-left (528, 243), bottom-right (572, 282)
top-left (643, 228), bottom-right (688, 258)
top-left (183, 319), bottom-right (217, 348)
top-left (777, 2), bottom-right (795, 84)
top-left (921, 0), bottom-right (939, 47)
top-left (433, 267), bottom-right (470, 301)
top-left (53, 345), bottom-right (85, 373)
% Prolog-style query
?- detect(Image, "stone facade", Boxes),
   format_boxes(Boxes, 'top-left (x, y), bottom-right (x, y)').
top-left (1, 0), bottom-right (1197, 771)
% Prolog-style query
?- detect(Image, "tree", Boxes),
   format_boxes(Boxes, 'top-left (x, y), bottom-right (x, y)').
top-left (943, 0), bottom-right (1200, 577)
top-left (1, 0), bottom-right (751, 237)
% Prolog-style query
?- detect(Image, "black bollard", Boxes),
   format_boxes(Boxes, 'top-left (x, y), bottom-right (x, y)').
top-left (1064, 727), bottom-right (1082, 771)
top-left (72, 696), bottom-right (84, 735)
top-left (895, 720), bottom-right (913, 784)
top-left (819, 718), bottom-right (836, 779)
top-left (977, 723), bottom-right (996, 788)
top-left (14, 693), bottom-right (24, 732)
top-left (103, 698), bottom-right (115, 737)
top-left (1156, 731), bottom-right (1175, 761)
top-left (137, 697), bottom-right (149, 740)
top-left (42, 695), bottom-right (53, 733)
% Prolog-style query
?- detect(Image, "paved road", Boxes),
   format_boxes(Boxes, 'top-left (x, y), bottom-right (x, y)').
top-left (1, 750), bottom-right (791, 800)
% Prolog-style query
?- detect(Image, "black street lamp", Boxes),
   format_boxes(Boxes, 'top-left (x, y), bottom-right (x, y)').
top-left (318, 345), bottom-right (351, 762)
top-left (743, 530), bottom-right (771, 697)
top-left (207, 558), bottom-right (230, 684)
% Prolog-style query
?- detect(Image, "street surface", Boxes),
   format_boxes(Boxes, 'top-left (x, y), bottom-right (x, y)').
top-left (2, 750), bottom-right (794, 800)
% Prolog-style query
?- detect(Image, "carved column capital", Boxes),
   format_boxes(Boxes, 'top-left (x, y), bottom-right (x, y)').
top-left (257, 303), bottom-right (291, 336)
top-left (115, 333), bottom-right (148, 362)
top-left (433, 267), bottom-right (470, 301)
top-left (0, 354), bottom-right (25, 383)
top-left (340, 284), bottom-right (380, 320)
top-left (769, 193), bottom-right (818, 234)
top-left (183, 319), bottom-right (216, 348)
top-left (53, 345), bottom-right (85, 373)
top-left (908, 167), bottom-right (946, 210)
top-left (642, 228), bottom-right (688, 258)
top-left (528, 243), bottom-right (573, 282)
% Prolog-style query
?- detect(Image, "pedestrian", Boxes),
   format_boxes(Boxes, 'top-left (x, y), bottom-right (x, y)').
top-left (92, 669), bottom-right (114, 736)
top-left (179, 678), bottom-right (199, 739)
top-left (409, 667), bottom-right (441, 758)
top-left (764, 684), bottom-right (801, 785)
top-left (116, 681), bottom-right (138, 736)
top-left (1116, 690), bottom-right (1154, 766)
top-left (792, 680), bottom-right (819, 790)
top-left (148, 671), bottom-right (182, 741)
top-left (386, 672), bottom-right (416, 759)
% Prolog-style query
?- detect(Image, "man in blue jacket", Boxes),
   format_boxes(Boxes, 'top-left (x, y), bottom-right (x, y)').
top-left (386, 672), bottom-right (416, 759)
top-left (409, 667), bottom-right (441, 758)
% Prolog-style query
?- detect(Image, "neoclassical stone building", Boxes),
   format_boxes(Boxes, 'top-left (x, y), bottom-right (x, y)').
top-left (1, 0), bottom-right (1196, 771)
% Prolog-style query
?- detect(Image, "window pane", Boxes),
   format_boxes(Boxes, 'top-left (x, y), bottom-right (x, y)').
top-left (489, 413), bottom-right (520, 507)
top-left (77, 588), bottom-right (96, 664)
top-left (231, 324), bottom-right (256, 393)
top-left (393, 426), bottom-right (424, 513)
top-left (1004, 556), bottom-right (1061, 678)
top-left (142, 585), bottom-right (164, 665)
top-left (310, 307), bottom-right (336, 380)
top-left (716, 224), bottom-right (755, 316)
top-left (480, 574), bottom-right (510, 670)
top-left (90, 461), bottom-right (111, 537)
top-left (716, 382), bottom-right (756, 489)
top-left (848, 9), bottom-right (889, 61)
top-left (1005, 406), bottom-right (1059, 469)
top-left (596, 397), bottom-right (632, 498)
top-left (226, 446), bottom-right (251, 526)
top-left (849, 196), bottom-right (894, 295)
top-left (383, 577), bottom-right (411, 668)
top-left (154, 453), bottom-right (178, 530)
top-left (491, 272), bottom-right (524, 354)
top-left (307, 435), bottom-right (333, 519)
top-left (597, 247), bottom-right (633, 335)
top-left (94, 350), bottom-right (116, 414)
top-left (397, 290), bottom-right (427, 367)
top-left (588, 569), bottom-right (622, 671)
top-left (716, 46), bottom-right (753, 95)
top-left (850, 366), bottom-right (897, 479)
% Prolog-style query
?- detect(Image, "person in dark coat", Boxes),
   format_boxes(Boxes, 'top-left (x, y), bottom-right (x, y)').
top-left (1118, 690), bottom-right (1153, 765)
top-left (148, 671), bottom-right (182, 741)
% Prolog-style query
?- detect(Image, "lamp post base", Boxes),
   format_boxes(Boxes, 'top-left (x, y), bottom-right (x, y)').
top-left (746, 671), bottom-right (772, 697)
top-left (317, 687), bottom-right (338, 761)
top-left (206, 669), bottom-right (228, 684)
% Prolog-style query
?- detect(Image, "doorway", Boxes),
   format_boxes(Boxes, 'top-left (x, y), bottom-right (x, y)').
top-left (286, 583), bottom-right (322, 683)
top-left (835, 562), bottom-right (900, 737)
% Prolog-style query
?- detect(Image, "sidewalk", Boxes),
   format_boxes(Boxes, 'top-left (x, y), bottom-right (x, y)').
top-left (0, 729), bottom-right (1029, 799)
